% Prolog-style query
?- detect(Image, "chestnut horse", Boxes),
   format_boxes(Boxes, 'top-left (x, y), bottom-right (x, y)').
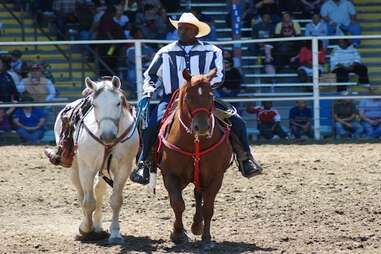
top-left (157, 69), bottom-right (233, 249)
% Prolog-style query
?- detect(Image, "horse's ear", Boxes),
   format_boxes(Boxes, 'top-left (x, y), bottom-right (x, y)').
top-left (111, 76), bottom-right (121, 90)
top-left (85, 77), bottom-right (96, 90)
top-left (205, 68), bottom-right (217, 82)
top-left (182, 69), bottom-right (192, 82)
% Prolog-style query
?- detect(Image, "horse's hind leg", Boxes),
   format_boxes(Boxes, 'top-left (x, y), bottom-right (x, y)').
top-left (93, 175), bottom-right (107, 232)
top-left (78, 167), bottom-right (97, 235)
top-left (191, 189), bottom-right (204, 235)
top-left (163, 174), bottom-right (188, 244)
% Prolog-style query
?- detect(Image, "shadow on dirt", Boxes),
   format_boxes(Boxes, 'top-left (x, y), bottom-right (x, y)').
top-left (75, 232), bottom-right (276, 253)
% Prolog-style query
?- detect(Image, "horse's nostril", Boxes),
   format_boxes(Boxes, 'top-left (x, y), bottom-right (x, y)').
top-left (194, 125), bottom-right (199, 132)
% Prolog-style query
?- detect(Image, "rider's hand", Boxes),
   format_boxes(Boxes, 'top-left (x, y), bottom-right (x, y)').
top-left (138, 94), bottom-right (151, 109)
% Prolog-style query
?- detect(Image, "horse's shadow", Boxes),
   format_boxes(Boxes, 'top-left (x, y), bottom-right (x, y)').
top-left (75, 232), bottom-right (276, 253)
top-left (162, 240), bottom-right (276, 254)
top-left (75, 232), bottom-right (163, 253)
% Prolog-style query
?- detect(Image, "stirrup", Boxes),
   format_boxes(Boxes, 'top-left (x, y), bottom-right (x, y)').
top-left (238, 156), bottom-right (263, 179)
top-left (130, 161), bottom-right (150, 185)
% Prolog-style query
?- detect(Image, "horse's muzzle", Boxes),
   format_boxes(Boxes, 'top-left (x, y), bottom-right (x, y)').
top-left (100, 132), bottom-right (117, 144)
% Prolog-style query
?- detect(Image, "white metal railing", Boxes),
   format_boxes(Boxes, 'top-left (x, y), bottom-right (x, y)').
top-left (1, 35), bottom-right (381, 140)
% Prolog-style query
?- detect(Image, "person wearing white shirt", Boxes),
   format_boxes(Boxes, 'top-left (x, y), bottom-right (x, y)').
top-left (321, 0), bottom-right (361, 46)
top-left (330, 39), bottom-right (370, 92)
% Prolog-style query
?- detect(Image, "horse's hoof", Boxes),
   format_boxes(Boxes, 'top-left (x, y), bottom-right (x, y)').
top-left (170, 231), bottom-right (189, 244)
top-left (108, 236), bottom-right (124, 244)
top-left (191, 222), bottom-right (204, 235)
top-left (201, 241), bottom-right (216, 251)
top-left (79, 227), bottom-right (93, 236)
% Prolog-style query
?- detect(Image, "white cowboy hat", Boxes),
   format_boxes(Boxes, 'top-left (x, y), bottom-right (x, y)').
top-left (169, 12), bottom-right (211, 38)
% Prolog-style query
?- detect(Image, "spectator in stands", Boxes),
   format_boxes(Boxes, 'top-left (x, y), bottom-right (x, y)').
top-left (278, 0), bottom-right (303, 18)
top-left (191, 8), bottom-right (217, 41)
top-left (293, 40), bottom-right (325, 83)
top-left (76, 0), bottom-right (96, 60)
top-left (333, 95), bottom-right (363, 138)
top-left (274, 11), bottom-right (301, 69)
top-left (216, 58), bottom-right (242, 98)
top-left (135, 4), bottom-right (167, 39)
top-left (252, 13), bottom-right (276, 79)
top-left (160, 0), bottom-right (180, 13)
top-left (114, 3), bottom-right (132, 38)
top-left (247, 101), bottom-right (288, 140)
top-left (0, 108), bottom-right (12, 132)
top-left (17, 64), bottom-right (56, 102)
top-left (253, 0), bottom-right (280, 24)
top-left (52, 0), bottom-right (79, 39)
top-left (300, 0), bottom-right (324, 19)
top-left (304, 13), bottom-right (328, 48)
top-left (2, 55), bottom-right (22, 91)
top-left (359, 89), bottom-right (381, 138)
top-left (10, 50), bottom-right (26, 76)
top-left (321, 0), bottom-right (361, 47)
top-left (330, 39), bottom-right (370, 92)
top-left (289, 100), bottom-right (314, 139)
top-left (96, 5), bottom-right (126, 76)
top-left (12, 97), bottom-right (46, 144)
top-left (0, 57), bottom-right (18, 103)
top-left (125, 28), bottom-right (155, 98)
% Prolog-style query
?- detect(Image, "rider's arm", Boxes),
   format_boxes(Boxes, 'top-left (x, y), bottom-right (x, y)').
top-left (142, 51), bottom-right (163, 97)
top-left (210, 48), bottom-right (224, 89)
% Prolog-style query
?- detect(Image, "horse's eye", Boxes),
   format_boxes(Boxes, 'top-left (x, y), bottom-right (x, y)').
top-left (117, 102), bottom-right (121, 106)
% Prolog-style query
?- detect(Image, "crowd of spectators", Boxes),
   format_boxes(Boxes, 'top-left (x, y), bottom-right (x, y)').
top-left (0, 50), bottom-right (56, 144)
top-left (243, 93), bottom-right (381, 141)
top-left (246, 0), bottom-right (368, 92)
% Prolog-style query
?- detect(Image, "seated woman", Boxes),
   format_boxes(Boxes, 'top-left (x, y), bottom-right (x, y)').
top-left (12, 97), bottom-right (46, 144)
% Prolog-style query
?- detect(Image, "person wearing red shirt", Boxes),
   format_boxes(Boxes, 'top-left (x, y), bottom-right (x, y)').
top-left (291, 41), bottom-right (325, 83)
top-left (247, 101), bottom-right (288, 140)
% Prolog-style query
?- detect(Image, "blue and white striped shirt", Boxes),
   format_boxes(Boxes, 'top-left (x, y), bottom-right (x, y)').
top-left (143, 40), bottom-right (224, 96)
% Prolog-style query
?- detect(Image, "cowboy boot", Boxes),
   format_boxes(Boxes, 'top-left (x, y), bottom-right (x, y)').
top-left (130, 160), bottom-right (153, 185)
top-left (230, 133), bottom-right (262, 178)
top-left (44, 136), bottom-right (75, 168)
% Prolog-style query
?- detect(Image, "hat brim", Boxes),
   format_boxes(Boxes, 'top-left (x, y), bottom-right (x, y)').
top-left (169, 19), bottom-right (211, 38)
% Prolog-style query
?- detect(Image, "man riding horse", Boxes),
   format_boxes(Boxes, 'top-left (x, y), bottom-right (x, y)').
top-left (130, 12), bottom-right (262, 185)
top-left (44, 12), bottom-right (262, 181)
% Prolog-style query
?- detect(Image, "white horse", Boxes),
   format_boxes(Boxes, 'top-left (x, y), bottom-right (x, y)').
top-left (53, 76), bottom-right (139, 243)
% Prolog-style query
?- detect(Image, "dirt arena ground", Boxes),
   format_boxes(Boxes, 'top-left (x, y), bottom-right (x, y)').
top-left (0, 143), bottom-right (380, 254)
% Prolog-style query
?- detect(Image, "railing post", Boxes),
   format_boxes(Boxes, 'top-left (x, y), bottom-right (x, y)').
top-left (135, 40), bottom-right (143, 100)
top-left (312, 37), bottom-right (321, 140)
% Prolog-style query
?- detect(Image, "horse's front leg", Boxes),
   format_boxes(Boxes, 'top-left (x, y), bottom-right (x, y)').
top-left (163, 173), bottom-right (188, 244)
top-left (78, 166), bottom-right (97, 235)
top-left (191, 189), bottom-right (204, 235)
top-left (108, 167), bottom-right (129, 244)
top-left (201, 175), bottom-right (223, 250)
top-left (93, 175), bottom-right (107, 232)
